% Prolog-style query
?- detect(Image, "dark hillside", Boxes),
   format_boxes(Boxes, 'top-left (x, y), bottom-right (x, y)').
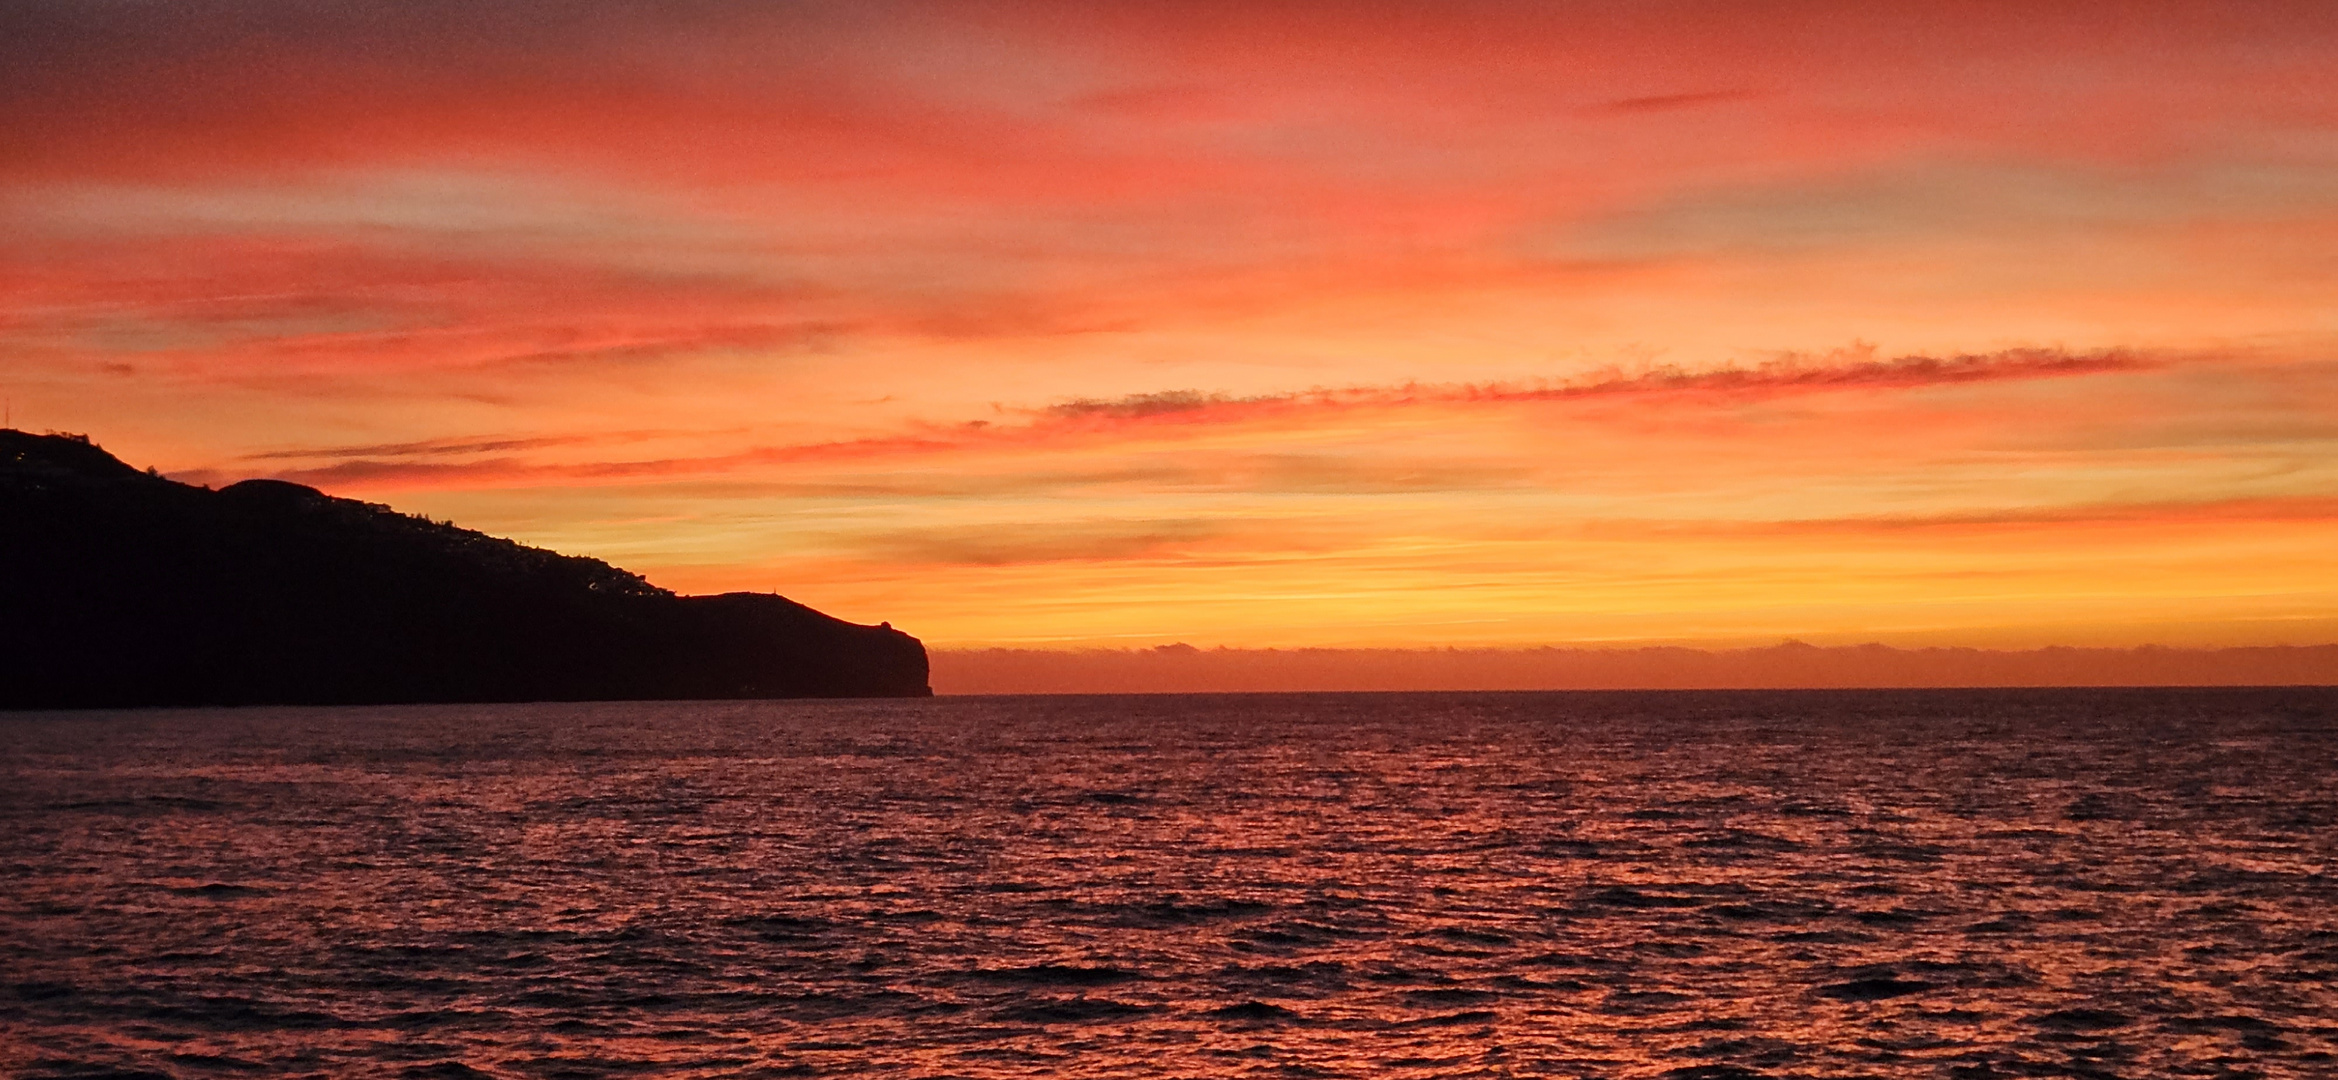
top-left (0, 430), bottom-right (930, 708)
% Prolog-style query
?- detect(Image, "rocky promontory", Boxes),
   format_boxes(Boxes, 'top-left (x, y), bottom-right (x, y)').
top-left (1, 430), bottom-right (931, 708)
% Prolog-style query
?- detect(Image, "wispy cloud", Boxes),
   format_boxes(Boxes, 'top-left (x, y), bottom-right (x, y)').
top-left (201, 346), bottom-right (2163, 490)
top-left (1595, 90), bottom-right (1760, 114)
top-left (1041, 346), bottom-right (2155, 423)
top-left (1583, 495), bottom-right (2338, 540)
top-left (244, 435), bottom-right (596, 461)
top-left (857, 519), bottom-right (1229, 567)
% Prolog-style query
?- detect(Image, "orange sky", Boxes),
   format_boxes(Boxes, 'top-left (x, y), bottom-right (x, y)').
top-left (5, 1), bottom-right (2337, 651)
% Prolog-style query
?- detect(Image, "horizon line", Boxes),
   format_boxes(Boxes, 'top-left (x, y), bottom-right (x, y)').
top-left (927, 641), bottom-right (2338, 695)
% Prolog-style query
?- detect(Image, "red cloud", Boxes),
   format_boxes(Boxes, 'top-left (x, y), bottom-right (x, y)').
top-left (195, 346), bottom-right (2160, 491)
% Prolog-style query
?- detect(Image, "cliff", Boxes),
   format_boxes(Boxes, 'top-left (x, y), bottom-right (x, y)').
top-left (0, 430), bottom-right (931, 708)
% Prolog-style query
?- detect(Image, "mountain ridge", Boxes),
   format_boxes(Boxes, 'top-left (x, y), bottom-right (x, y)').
top-left (1, 430), bottom-right (931, 708)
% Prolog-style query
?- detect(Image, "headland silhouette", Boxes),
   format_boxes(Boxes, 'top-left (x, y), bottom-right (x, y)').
top-left (0, 430), bottom-right (930, 708)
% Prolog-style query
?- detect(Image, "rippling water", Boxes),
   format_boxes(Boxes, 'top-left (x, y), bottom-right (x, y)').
top-left (5, 689), bottom-right (2336, 1078)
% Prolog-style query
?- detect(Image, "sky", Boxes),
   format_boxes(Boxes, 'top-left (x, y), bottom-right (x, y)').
top-left (5, 0), bottom-right (2337, 655)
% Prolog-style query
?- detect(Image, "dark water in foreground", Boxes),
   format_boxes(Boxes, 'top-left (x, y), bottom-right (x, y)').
top-left (4, 690), bottom-right (2336, 1079)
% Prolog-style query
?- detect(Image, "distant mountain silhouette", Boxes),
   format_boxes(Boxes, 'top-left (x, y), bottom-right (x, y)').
top-left (1, 430), bottom-right (930, 708)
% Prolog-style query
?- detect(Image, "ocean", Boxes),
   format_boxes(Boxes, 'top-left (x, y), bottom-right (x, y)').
top-left (4, 689), bottom-right (2334, 1078)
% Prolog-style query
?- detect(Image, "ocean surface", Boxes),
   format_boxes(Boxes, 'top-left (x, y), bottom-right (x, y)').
top-left (4, 689), bottom-right (2335, 1079)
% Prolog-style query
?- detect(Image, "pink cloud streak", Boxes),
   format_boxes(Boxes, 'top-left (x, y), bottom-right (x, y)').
top-left (187, 347), bottom-right (2158, 490)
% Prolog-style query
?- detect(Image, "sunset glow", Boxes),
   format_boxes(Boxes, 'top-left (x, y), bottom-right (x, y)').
top-left (8, 1), bottom-right (2337, 655)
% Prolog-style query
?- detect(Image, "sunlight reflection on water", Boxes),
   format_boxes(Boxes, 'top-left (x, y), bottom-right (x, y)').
top-left (4, 689), bottom-right (2336, 1078)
